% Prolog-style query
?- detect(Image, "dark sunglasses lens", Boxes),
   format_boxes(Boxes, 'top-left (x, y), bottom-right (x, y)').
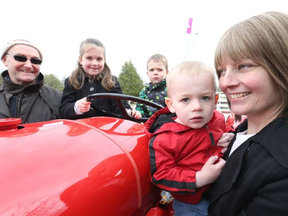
top-left (13, 55), bottom-right (42, 65)
top-left (30, 58), bottom-right (42, 65)
top-left (13, 55), bottom-right (27, 62)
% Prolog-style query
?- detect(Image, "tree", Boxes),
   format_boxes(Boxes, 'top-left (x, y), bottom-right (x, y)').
top-left (118, 60), bottom-right (144, 97)
top-left (44, 74), bottom-right (64, 91)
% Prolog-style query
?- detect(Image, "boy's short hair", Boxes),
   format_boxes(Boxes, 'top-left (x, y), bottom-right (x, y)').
top-left (147, 54), bottom-right (168, 71)
top-left (167, 61), bottom-right (216, 97)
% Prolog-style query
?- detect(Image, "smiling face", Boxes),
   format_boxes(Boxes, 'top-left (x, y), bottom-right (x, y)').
top-left (166, 70), bottom-right (215, 129)
top-left (147, 60), bottom-right (168, 85)
top-left (79, 45), bottom-right (105, 77)
top-left (217, 58), bottom-right (280, 122)
top-left (2, 45), bottom-right (41, 86)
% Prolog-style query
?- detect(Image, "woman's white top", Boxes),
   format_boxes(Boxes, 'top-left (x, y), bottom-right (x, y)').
top-left (229, 130), bottom-right (255, 157)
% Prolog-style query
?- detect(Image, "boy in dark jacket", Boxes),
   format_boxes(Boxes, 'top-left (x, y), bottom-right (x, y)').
top-left (136, 54), bottom-right (168, 118)
top-left (146, 61), bottom-right (234, 216)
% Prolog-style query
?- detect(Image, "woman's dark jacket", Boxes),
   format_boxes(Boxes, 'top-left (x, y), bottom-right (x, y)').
top-left (60, 76), bottom-right (130, 119)
top-left (209, 118), bottom-right (288, 216)
top-left (0, 70), bottom-right (62, 123)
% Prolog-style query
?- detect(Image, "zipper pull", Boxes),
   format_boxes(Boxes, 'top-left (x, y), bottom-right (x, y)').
top-left (209, 132), bottom-right (216, 146)
top-left (206, 125), bottom-right (216, 146)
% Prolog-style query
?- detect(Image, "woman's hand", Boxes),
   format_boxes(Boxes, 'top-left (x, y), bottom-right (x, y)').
top-left (217, 132), bottom-right (234, 153)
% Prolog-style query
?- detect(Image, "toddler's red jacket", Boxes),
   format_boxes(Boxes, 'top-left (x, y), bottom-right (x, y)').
top-left (146, 107), bottom-right (233, 204)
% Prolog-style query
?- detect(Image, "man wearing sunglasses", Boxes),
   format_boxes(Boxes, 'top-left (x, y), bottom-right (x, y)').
top-left (0, 39), bottom-right (62, 123)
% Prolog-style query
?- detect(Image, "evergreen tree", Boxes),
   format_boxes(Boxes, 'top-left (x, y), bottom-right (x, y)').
top-left (118, 60), bottom-right (144, 97)
top-left (44, 74), bottom-right (64, 91)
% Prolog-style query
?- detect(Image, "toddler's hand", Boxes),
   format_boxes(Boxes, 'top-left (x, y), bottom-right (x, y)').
top-left (195, 155), bottom-right (226, 188)
top-left (127, 109), bottom-right (142, 119)
top-left (77, 98), bottom-right (91, 113)
top-left (217, 132), bottom-right (234, 153)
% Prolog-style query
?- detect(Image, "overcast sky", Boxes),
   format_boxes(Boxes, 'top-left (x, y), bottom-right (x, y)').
top-left (1, 0), bottom-right (288, 83)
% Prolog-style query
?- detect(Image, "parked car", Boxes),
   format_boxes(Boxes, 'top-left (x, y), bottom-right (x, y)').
top-left (0, 93), bottom-right (174, 216)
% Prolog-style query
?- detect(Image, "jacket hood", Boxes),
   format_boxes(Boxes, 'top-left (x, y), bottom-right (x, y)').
top-left (145, 107), bottom-right (176, 133)
top-left (146, 108), bottom-right (233, 136)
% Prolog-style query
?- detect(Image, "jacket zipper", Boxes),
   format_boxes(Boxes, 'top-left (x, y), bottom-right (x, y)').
top-left (206, 125), bottom-right (216, 146)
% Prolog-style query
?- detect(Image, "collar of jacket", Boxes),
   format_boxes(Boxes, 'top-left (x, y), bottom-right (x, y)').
top-left (237, 117), bottom-right (288, 169)
top-left (0, 70), bottom-right (44, 94)
top-left (76, 70), bottom-right (104, 82)
top-left (146, 79), bottom-right (166, 90)
top-left (145, 106), bottom-right (225, 135)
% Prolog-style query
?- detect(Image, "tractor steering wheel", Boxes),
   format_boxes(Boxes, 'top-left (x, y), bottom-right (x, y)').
top-left (86, 93), bottom-right (163, 123)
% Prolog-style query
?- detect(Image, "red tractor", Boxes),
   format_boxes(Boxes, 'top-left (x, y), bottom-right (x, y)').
top-left (0, 94), bottom-right (174, 216)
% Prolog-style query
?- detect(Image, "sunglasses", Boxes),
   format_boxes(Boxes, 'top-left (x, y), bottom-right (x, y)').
top-left (6, 53), bottom-right (42, 65)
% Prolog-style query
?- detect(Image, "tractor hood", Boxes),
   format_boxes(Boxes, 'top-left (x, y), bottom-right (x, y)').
top-left (0, 117), bottom-right (153, 216)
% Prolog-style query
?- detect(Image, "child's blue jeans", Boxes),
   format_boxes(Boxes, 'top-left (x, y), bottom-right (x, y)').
top-left (172, 199), bottom-right (209, 216)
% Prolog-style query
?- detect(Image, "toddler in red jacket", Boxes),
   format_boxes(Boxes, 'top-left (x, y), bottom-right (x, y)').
top-left (146, 61), bottom-right (234, 216)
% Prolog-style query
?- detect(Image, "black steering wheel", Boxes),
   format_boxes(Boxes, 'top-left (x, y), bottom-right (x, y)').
top-left (86, 93), bottom-right (163, 123)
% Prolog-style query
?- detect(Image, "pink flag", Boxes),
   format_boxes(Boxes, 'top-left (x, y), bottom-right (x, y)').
top-left (186, 18), bottom-right (193, 34)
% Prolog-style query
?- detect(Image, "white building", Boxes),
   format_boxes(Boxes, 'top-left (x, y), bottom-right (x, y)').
top-left (216, 91), bottom-right (231, 118)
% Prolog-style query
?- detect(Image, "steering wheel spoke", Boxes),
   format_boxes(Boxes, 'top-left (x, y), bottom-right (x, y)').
top-left (86, 93), bottom-right (163, 123)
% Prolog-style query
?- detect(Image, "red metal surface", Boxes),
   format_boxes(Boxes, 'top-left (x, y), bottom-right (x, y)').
top-left (0, 117), bottom-right (160, 215)
top-left (146, 205), bottom-right (174, 216)
top-left (0, 118), bottom-right (21, 131)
